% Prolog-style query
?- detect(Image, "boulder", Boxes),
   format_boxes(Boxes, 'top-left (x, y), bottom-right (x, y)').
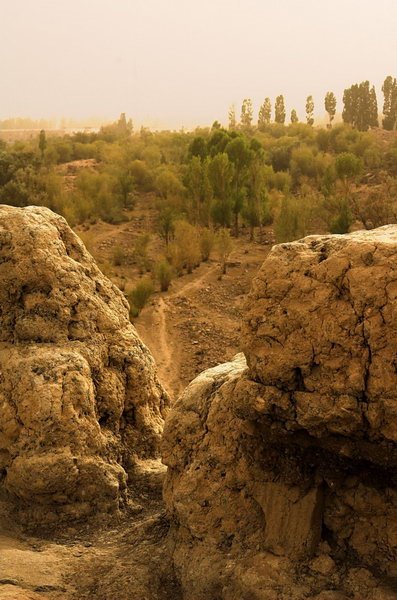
top-left (163, 227), bottom-right (397, 599)
top-left (0, 205), bottom-right (168, 526)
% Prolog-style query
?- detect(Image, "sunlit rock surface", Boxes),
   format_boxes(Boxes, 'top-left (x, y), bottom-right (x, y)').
top-left (0, 205), bottom-right (168, 526)
top-left (163, 227), bottom-right (397, 600)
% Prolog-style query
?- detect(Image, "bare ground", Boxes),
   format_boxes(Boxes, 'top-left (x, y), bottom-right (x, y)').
top-left (135, 241), bottom-right (270, 400)
top-left (0, 462), bottom-right (181, 600)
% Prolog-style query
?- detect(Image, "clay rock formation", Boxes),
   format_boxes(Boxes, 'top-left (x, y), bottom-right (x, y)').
top-left (0, 205), bottom-right (168, 526)
top-left (163, 227), bottom-right (397, 600)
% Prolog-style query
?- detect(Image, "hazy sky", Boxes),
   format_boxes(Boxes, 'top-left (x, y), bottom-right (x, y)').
top-left (1, 0), bottom-right (396, 128)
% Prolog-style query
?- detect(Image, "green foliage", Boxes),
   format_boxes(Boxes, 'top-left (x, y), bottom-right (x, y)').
top-left (317, 129), bottom-right (331, 152)
top-left (188, 137), bottom-right (207, 160)
top-left (208, 152), bottom-right (233, 224)
top-left (99, 113), bottom-right (133, 142)
top-left (290, 109), bottom-right (299, 124)
top-left (382, 76), bottom-right (397, 130)
top-left (242, 157), bottom-right (269, 239)
top-left (275, 196), bottom-right (303, 242)
top-left (342, 81), bottom-right (378, 131)
top-left (112, 167), bottom-right (135, 208)
top-left (321, 163), bottom-right (337, 196)
top-left (240, 99), bottom-right (253, 130)
top-left (158, 206), bottom-right (179, 246)
top-left (305, 96), bottom-right (314, 126)
top-left (129, 160), bottom-right (153, 192)
top-left (335, 152), bottom-right (363, 182)
top-left (275, 95), bottom-right (286, 125)
top-left (134, 234), bottom-right (151, 273)
top-left (329, 200), bottom-right (352, 234)
top-left (216, 228), bottom-right (233, 274)
top-left (155, 168), bottom-right (184, 199)
top-left (70, 169), bottom-right (124, 224)
top-left (129, 304), bottom-right (140, 319)
top-left (211, 197), bottom-right (232, 227)
top-left (3, 96), bottom-right (397, 242)
top-left (141, 144), bottom-right (162, 168)
top-left (155, 260), bottom-right (174, 291)
top-left (199, 227), bottom-right (215, 261)
top-left (290, 145), bottom-right (318, 183)
top-left (225, 136), bottom-right (253, 174)
top-left (171, 220), bottom-right (201, 274)
top-left (228, 105), bottom-right (237, 130)
top-left (386, 141), bottom-right (397, 175)
top-left (207, 129), bottom-right (230, 156)
top-left (270, 137), bottom-right (296, 172)
top-left (38, 130), bottom-right (47, 159)
top-left (128, 277), bottom-right (154, 315)
top-left (325, 92), bottom-right (337, 126)
top-left (258, 98), bottom-right (272, 129)
top-left (185, 156), bottom-right (212, 224)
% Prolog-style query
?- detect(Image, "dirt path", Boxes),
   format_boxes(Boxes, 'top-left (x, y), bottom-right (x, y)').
top-left (135, 242), bottom-right (270, 401)
top-left (138, 296), bottom-right (181, 398)
top-left (136, 261), bottom-right (220, 399)
top-left (172, 262), bottom-right (219, 299)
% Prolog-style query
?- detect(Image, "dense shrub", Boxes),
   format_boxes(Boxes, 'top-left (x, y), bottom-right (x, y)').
top-left (128, 278), bottom-right (154, 315)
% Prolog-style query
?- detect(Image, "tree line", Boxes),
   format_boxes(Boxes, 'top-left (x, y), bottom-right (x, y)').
top-left (229, 75), bottom-right (397, 132)
top-left (1, 89), bottom-right (397, 279)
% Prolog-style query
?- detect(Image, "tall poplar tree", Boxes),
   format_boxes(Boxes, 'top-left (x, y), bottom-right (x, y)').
top-left (275, 95), bottom-right (286, 124)
top-left (228, 105), bottom-right (236, 130)
top-left (382, 76), bottom-right (397, 130)
top-left (305, 96), bottom-right (314, 126)
top-left (324, 92), bottom-right (337, 126)
top-left (38, 130), bottom-right (47, 159)
top-left (290, 109), bottom-right (298, 123)
top-left (258, 98), bottom-right (272, 130)
top-left (240, 99), bottom-right (253, 130)
top-left (342, 81), bottom-right (378, 131)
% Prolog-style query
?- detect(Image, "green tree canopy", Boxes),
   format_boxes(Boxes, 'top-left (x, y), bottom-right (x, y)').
top-left (342, 81), bottom-right (378, 131)
top-left (240, 98), bottom-right (254, 130)
top-left (290, 109), bottom-right (299, 124)
top-left (275, 95), bottom-right (286, 124)
top-left (258, 98), bottom-right (272, 129)
top-left (228, 105), bottom-right (236, 130)
top-left (305, 96), bottom-right (314, 126)
top-left (325, 92), bottom-right (337, 126)
top-left (382, 76), bottom-right (397, 130)
top-left (38, 130), bottom-right (47, 159)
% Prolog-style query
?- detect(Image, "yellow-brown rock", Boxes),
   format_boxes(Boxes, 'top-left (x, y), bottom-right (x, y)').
top-left (0, 205), bottom-right (168, 526)
top-left (163, 227), bottom-right (397, 599)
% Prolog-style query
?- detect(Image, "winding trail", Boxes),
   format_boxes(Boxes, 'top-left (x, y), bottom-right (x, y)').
top-left (135, 261), bottom-right (219, 400)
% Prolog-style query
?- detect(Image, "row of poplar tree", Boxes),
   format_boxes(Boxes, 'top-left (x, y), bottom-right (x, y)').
top-left (229, 75), bottom-right (397, 132)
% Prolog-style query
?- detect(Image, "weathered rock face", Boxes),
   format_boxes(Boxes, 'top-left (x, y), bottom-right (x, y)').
top-left (0, 205), bottom-right (168, 526)
top-left (163, 227), bottom-right (397, 600)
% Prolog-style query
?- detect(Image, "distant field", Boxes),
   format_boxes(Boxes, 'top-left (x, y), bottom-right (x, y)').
top-left (0, 127), bottom-right (99, 142)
